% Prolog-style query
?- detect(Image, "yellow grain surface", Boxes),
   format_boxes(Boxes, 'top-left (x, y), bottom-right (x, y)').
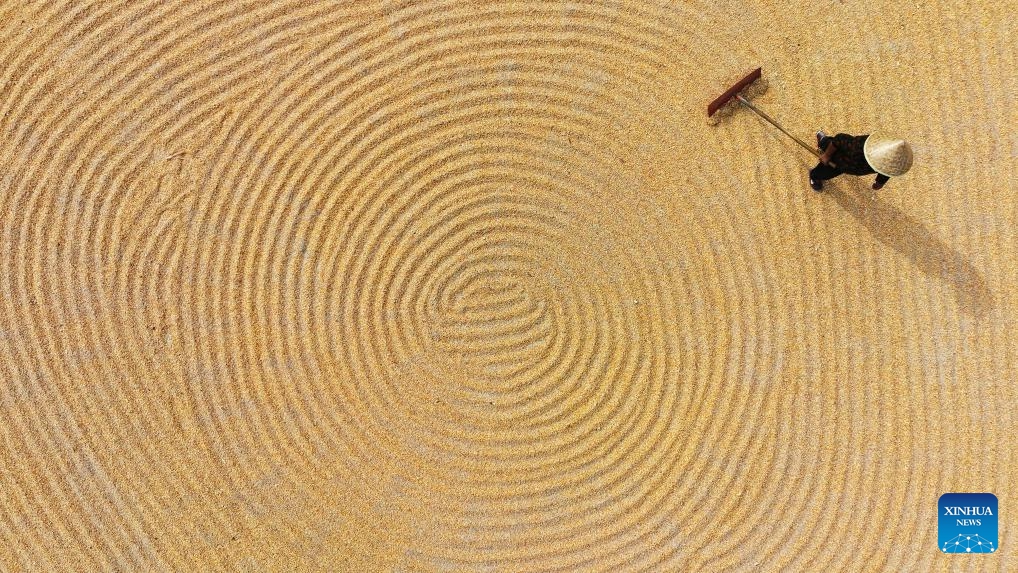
top-left (0, 1), bottom-right (1015, 571)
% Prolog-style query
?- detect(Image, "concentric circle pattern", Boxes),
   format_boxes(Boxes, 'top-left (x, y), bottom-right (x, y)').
top-left (1, 1), bottom-right (1015, 571)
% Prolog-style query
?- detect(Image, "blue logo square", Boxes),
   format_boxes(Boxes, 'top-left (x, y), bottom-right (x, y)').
top-left (939, 493), bottom-right (998, 554)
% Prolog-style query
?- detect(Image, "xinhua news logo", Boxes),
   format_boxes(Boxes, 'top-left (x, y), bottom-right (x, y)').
top-left (939, 493), bottom-right (998, 554)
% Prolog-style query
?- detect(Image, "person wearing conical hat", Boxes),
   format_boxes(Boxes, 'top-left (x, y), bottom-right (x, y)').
top-left (809, 131), bottom-right (913, 192)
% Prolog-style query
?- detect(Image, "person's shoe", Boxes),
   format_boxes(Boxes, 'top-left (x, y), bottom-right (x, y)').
top-left (810, 178), bottom-right (823, 192)
top-left (816, 130), bottom-right (827, 148)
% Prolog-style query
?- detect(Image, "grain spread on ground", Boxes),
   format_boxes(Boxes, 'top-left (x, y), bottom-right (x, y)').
top-left (0, 1), bottom-right (1015, 571)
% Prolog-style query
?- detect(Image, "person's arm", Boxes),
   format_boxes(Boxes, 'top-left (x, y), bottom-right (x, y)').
top-left (819, 141), bottom-right (836, 166)
top-left (873, 174), bottom-right (890, 190)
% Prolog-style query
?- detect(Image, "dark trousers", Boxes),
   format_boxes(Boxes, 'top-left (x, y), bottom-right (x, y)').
top-left (810, 162), bottom-right (843, 182)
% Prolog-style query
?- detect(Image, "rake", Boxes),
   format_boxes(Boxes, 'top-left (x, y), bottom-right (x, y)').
top-left (708, 67), bottom-right (827, 164)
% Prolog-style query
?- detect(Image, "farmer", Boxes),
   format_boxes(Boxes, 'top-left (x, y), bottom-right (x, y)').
top-left (809, 131), bottom-right (913, 192)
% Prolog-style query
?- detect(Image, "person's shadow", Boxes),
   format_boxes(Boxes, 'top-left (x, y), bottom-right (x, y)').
top-left (829, 184), bottom-right (994, 318)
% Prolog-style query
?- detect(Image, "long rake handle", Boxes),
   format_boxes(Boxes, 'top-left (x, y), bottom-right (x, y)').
top-left (735, 94), bottom-right (823, 160)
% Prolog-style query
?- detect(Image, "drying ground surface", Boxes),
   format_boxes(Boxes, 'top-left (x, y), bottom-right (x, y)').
top-left (0, 1), bottom-right (1015, 571)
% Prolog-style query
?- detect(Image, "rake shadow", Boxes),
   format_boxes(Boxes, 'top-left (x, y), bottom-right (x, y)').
top-left (829, 185), bottom-right (994, 318)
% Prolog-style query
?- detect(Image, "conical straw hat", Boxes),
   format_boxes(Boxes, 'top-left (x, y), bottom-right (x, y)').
top-left (864, 134), bottom-right (913, 177)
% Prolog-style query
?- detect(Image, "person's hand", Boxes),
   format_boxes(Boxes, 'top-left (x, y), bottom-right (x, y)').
top-left (872, 181), bottom-right (884, 190)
